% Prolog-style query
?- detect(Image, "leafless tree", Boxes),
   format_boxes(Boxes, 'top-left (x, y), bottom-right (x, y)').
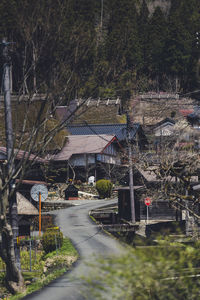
top-left (0, 1), bottom-right (93, 293)
top-left (135, 115), bottom-right (200, 227)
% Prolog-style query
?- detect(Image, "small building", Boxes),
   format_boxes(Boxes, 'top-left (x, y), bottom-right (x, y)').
top-left (152, 118), bottom-right (175, 137)
top-left (117, 186), bottom-right (144, 222)
top-left (64, 184), bottom-right (79, 200)
top-left (0, 147), bottom-right (47, 184)
top-left (117, 186), bottom-right (179, 223)
top-left (144, 118), bottom-right (176, 152)
top-left (47, 134), bottom-right (122, 182)
top-left (187, 107), bottom-right (200, 129)
top-left (17, 192), bottom-right (39, 236)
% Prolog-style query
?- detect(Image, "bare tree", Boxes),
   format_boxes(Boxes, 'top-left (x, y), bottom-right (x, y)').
top-left (135, 112), bottom-right (200, 232)
top-left (0, 1), bottom-right (94, 293)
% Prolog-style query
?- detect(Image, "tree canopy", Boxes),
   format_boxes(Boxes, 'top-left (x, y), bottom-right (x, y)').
top-left (0, 0), bottom-right (199, 103)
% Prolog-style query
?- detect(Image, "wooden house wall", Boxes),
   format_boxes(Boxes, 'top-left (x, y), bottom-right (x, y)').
top-left (154, 124), bottom-right (175, 137)
top-left (103, 143), bottom-right (117, 156)
top-left (69, 154), bottom-right (95, 166)
top-left (96, 154), bottom-right (120, 164)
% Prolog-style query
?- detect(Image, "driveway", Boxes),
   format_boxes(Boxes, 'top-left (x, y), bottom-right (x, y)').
top-left (24, 199), bottom-right (125, 300)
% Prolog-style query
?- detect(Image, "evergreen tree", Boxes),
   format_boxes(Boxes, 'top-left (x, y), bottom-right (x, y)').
top-left (138, 0), bottom-right (150, 76)
top-left (0, 0), bottom-right (17, 39)
top-left (164, 0), bottom-right (199, 91)
top-left (97, 0), bottom-right (141, 101)
top-left (148, 7), bottom-right (168, 91)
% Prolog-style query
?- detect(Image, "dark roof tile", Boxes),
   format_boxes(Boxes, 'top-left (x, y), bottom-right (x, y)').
top-left (67, 123), bottom-right (140, 141)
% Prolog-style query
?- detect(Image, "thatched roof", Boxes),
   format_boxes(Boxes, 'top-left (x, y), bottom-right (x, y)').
top-left (131, 95), bottom-right (197, 126)
top-left (0, 97), bottom-right (68, 152)
top-left (56, 98), bottom-right (125, 125)
top-left (16, 192), bottom-right (38, 215)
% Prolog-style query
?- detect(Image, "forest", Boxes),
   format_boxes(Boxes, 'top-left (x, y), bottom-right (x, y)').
top-left (0, 0), bottom-right (199, 104)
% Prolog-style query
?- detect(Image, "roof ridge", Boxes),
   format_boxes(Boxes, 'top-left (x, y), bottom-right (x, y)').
top-left (68, 134), bottom-right (115, 137)
top-left (67, 123), bottom-right (140, 127)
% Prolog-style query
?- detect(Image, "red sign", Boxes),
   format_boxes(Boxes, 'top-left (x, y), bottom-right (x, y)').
top-left (145, 197), bottom-right (151, 206)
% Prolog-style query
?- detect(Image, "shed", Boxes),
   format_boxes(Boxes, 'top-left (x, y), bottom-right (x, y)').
top-left (17, 192), bottom-right (39, 216)
top-left (16, 192), bottom-right (38, 236)
top-left (64, 184), bottom-right (79, 200)
top-left (117, 186), bottom-right (144, 222)
top-left (152, 118), bottom-right (175, 137)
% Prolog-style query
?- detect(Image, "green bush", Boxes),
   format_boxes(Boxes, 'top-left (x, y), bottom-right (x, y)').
top-left (84, 239), bottom-right (200, 300)
top-left (42, 228), bottom-right (63, 254)
top-left (96, 179), bottom-right (113, 199)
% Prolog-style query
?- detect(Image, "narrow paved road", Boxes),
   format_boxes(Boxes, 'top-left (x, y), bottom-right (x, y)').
top-left (24, 199), bottom-right (125, 300)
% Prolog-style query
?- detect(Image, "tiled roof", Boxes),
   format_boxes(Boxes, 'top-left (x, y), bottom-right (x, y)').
top-left (47, 134), bottom-right (117, 161)
top-left (67, 123), bottom-right (140, 141)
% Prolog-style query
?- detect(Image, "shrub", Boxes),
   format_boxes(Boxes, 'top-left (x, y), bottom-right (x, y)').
top-left (42, 228), bottom-right (63, 254)
top-left (96, 179), bottom-right (113, 199)
top-left (84, 239), bottom-right (200, 300)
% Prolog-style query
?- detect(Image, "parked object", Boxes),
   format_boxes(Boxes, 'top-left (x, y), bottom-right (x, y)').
top-left (96, 179), bottom-right (113, 199)
top-left (88, 176), bottom-right (95, 186)
top-left (64, 184), bottom-right (79, 200)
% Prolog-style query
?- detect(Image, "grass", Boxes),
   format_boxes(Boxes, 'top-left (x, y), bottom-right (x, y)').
top-left (0, 237), bottom-right (78, 300)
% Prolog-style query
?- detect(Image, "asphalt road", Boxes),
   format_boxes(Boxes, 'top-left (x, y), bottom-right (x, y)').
top-left (24, 199), bottom-right (125, 300)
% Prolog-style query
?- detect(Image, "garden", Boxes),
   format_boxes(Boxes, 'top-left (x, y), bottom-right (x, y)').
top-left (0, 230), bottom-right (78, 299)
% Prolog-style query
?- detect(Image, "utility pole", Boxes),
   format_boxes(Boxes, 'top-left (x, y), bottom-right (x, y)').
top-left (126, 112), bottom-right (135, 223)
top-left (2, 38), bottom-right (20, 269)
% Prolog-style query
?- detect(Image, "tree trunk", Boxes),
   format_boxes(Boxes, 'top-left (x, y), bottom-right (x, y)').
top-left (0, 218), bottom-right (25, 294)
top-left (32, 44), bottom-right (37, 93)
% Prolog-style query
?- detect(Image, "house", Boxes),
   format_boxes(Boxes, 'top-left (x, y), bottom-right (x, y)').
top-left (152, 118), bottom-right (176, 137)
top-left (0, 147), bottom-right (46, 162)
top-left (186, 106), bottom-right (200, 129)
top-left (47, 134), bottom-right (122, 182)
top-left (130, 93), bottom-right (195, 126)
top-left (143, 118), bottom-right (176, 152)
top-left (0, 147), bottom-right (47, 182)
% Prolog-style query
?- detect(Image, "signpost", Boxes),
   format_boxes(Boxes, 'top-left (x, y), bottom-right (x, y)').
top-left (31, 184), bottom-right (48, 236)
top-left (144, 197), bottom-right (151, 224)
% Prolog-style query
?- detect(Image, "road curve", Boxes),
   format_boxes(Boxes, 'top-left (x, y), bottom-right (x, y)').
top-left (23, 199), bottom-right (125, 300)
